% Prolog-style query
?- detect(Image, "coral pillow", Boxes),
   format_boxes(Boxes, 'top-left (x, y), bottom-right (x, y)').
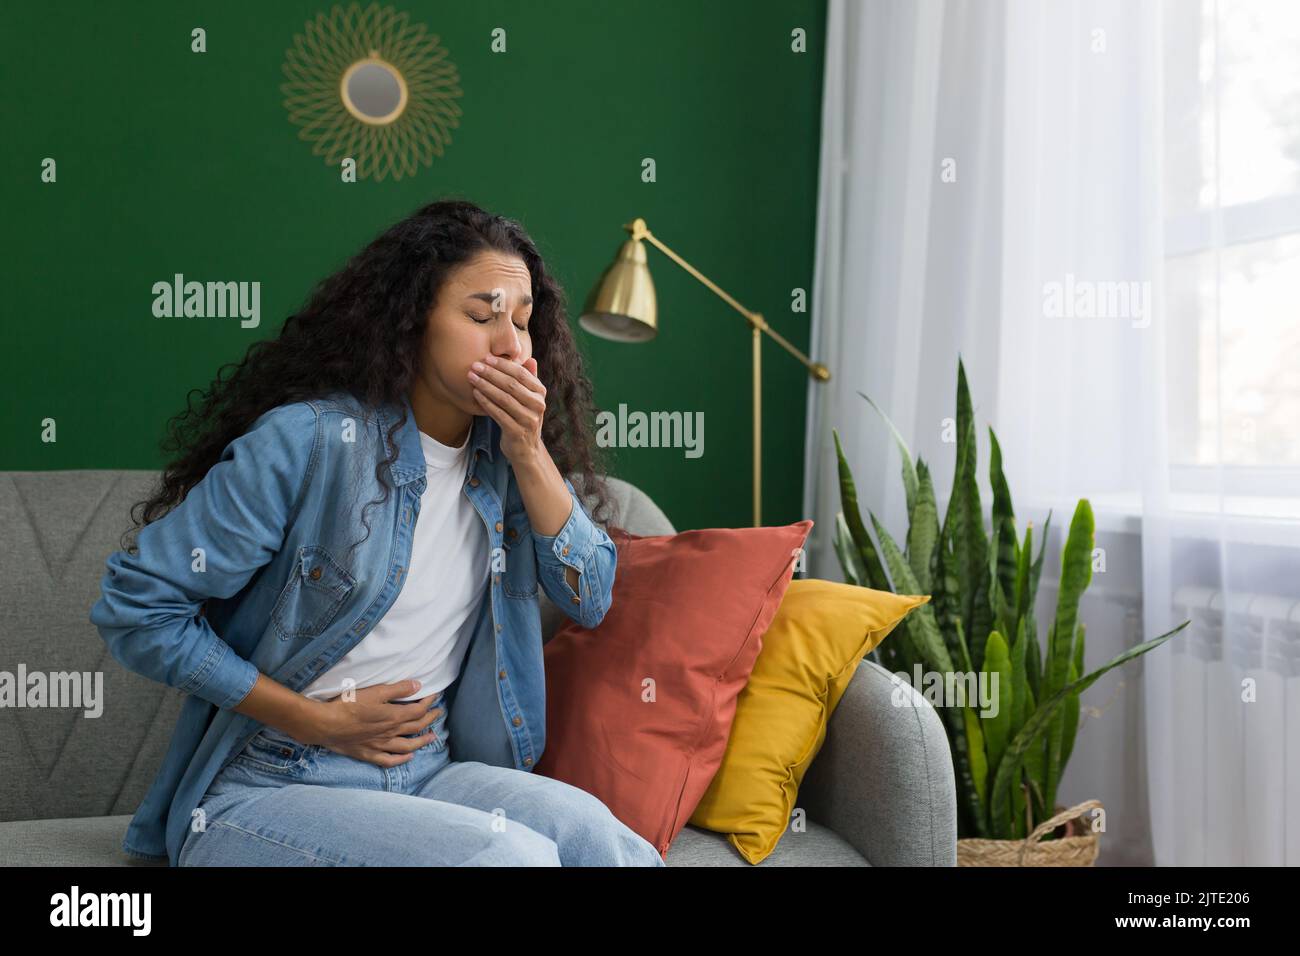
top-left (689, 578), bottom-right (930, 863)
top-left (535, 519), bottom-right (814, 858)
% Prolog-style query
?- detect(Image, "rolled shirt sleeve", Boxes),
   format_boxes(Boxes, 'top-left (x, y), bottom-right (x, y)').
top-left (88, 401), bottom-right (320, 710)
top-left (532, 477), bottom-right (617, 629)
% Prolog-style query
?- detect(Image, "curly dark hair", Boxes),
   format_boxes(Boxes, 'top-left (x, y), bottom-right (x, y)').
top-left (120, 196), bottom-right (618, 565)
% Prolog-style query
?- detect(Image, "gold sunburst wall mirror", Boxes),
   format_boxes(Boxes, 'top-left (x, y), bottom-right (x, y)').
top-left (281, 2), bottom-right (463, 182)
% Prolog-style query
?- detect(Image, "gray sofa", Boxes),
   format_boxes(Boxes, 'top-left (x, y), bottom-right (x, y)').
top-left (0, 469), bottom-right (956, 866)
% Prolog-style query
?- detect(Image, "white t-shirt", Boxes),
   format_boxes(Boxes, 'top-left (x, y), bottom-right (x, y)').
top-left (299, 423), bottom-right (490, 703)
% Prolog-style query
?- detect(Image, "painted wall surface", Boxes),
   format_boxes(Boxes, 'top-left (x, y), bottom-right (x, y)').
top-left (3, 0), bottom-right (827, 532)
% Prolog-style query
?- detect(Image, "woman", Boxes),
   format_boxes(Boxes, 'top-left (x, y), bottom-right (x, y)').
top-left (90, 198), bottom-right (665, 867)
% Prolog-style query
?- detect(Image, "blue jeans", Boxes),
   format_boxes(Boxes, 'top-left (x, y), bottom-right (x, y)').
top-left (178, 692), bottom-right (666, 867)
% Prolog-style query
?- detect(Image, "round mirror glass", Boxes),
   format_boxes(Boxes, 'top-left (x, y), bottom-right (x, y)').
top-left (344, 62), bottom-right (404, 123)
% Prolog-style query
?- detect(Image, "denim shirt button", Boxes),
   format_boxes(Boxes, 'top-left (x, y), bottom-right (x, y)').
top-left (495, 622), bottom-right (502, 632)
top-left (512, 716), bottom-right (522, 727)
top-left (561, 545), bottom-right (570, 556)
top-left (469, 476), bottom-right (480, 488)
top-left (498, 669), bottom-right (507, 679)
top-left (523, 757), bottom-right (533, 766)
top-left (495, 520), bottom-right (503, 532)
top-left (571, 595), bottom-right (581, 604)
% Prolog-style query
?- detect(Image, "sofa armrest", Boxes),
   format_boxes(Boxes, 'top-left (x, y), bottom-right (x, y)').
top-left (798, 659), bottom-right (957, 865)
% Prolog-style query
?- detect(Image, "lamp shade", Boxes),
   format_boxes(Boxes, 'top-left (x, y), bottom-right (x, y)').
top-left (578, 237), bottom-right (658, 342)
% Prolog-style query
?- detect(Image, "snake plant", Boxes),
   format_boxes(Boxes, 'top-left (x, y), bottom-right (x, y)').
top-left (832, 358), bottom-right (1189, 840)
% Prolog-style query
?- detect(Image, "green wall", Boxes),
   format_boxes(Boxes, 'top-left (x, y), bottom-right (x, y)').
top-left (3, 0), bottom-right (827, 533)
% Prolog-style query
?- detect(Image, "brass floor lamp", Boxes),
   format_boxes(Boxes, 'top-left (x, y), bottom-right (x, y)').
top-left (578, 217), bottom-right (832, 527)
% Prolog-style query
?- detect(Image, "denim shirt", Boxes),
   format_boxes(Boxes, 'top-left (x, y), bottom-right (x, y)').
top-left (88, 389), bottom-right (617, 864)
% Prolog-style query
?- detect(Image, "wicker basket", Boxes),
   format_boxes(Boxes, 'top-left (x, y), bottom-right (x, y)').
top-left (956, 799), bottom-right (1102, 866)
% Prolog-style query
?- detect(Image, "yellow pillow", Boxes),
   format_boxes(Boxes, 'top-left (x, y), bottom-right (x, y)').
top-left (688, 578), bottom-right (929, 864)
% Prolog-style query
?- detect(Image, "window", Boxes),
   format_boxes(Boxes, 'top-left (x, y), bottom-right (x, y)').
top-left (1162, 0), bottom-right (1300, 488)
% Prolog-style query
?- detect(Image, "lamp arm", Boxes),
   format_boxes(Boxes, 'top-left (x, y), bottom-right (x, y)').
top-left (629, 219), bottom-right (831, 383)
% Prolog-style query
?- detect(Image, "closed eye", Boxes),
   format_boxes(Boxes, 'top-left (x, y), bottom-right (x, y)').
top-left (469, 312), bottom-right (529, 332)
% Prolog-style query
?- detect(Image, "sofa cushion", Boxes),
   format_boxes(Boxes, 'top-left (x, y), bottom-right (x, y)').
top-left (0, 816), bottom-right (167, 866)
top-left (665, 821), bottom-right (869, 866)
top-left (689, 578), bottom-right (929, 863)
top-left (0, 816), bottom-right (867, 867)
top-left (535, 520), bottom-right (814, 858)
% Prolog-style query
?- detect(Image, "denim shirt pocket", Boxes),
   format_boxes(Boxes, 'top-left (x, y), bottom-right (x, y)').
top-left (501, 511), bottom-right (539, 599)
top-left (271, 544), bottom-right (356, 641)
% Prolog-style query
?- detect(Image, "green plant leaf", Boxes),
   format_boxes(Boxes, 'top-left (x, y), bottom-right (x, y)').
top-left (1025, 623), bottom-right (1049, 806)
top-left (990, 620), bottom-right (1191, 836)
top-left (1059, 623), bottom-right (1086, 772)
top-left (941, 704), bottom-right (989, 838)
top-left (951, 617), bottom-right (975, 687)
top-left (989, 427), bottom-right (1019, 603)
top-left (981, 630), bottom-right (1013, 809)
top-left (1025, 608), bottom-right (1043, 702)
top-left (1013, 522), bottom-right (1033, 639)
top-left (1012, 781), bottom-right (1029, 840)
top-left (989, 566), bottom-right (1014, 644)
top-left (868, 513), bottom-right (953, 674)
top-left (832, 428), bottom-right (891, 592)
top-left (833, 512), bottom-right (865, 587)
top-left (1008, 616), bottom-right (1031, 840)
top-left (871, 510), bottom-right (992, 838)
top-left (1026, 777), bottom-right (1047, 828)
top-left (1022, 511), bottom-right (1052, 705)
top-left (856, 390), bottom-right (918, 519)
top-left (963, 705), bottom-right (989, 811)
top-left (1044, 501), bottom-right (1095, 812)
top-left (907, 459), bottom-right (939, 592)
top-left (1048, 501), bottom-right (1095, 698)
top-left (1009, 615), bottom-right (1029, 741)
top-left (947, 359), bottom-right (992, 671)
top-left (932, 528), bottom-right (972, 675)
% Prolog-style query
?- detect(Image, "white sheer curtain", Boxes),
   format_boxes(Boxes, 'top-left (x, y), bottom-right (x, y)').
top-left (804, 0), bottom-right (1300, 865)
